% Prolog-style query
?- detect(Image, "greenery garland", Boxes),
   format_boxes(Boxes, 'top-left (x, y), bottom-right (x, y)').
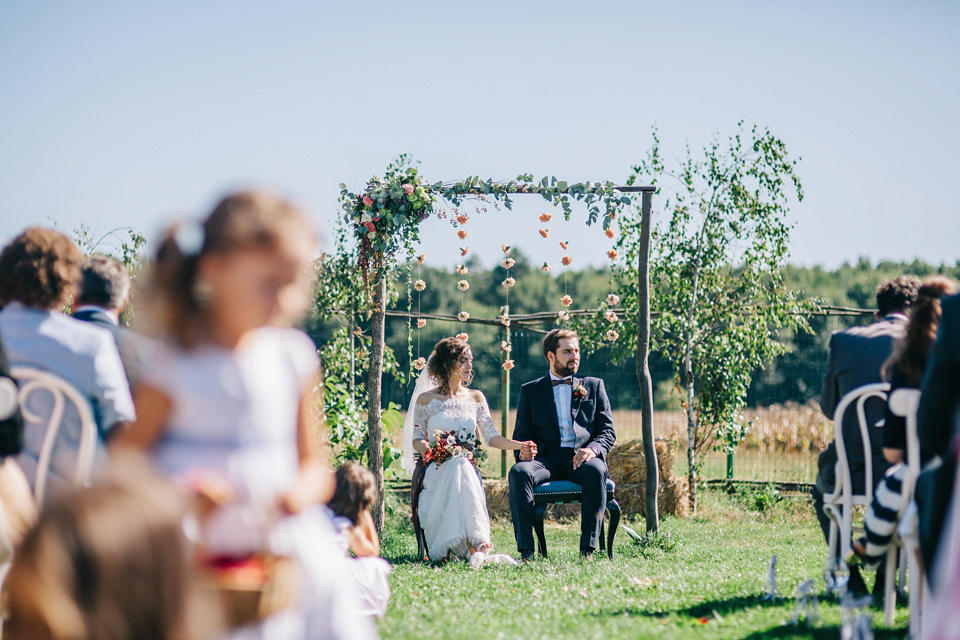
top-left (338, 156), bottom-right (636, 274)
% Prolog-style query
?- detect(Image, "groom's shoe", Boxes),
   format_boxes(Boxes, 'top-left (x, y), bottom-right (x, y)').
top-left (520, 551), bottom-right (535, 563)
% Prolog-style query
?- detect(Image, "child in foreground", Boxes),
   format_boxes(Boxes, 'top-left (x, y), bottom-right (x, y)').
top-left (112, 191), bottom-right (375, 639)
top-left (327, 463), bottom-right (392, 618)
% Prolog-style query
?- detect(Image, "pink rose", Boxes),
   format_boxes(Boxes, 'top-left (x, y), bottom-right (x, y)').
top-left (364, 221), bottom-right (376, 232)
top-left (403, 184), bottom-right (415, 195)
top-left (362, 195), bottom-right (373, 207)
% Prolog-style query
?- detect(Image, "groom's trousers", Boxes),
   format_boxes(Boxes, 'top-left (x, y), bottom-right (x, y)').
top-left (508, 448), bottom-right (607, 554)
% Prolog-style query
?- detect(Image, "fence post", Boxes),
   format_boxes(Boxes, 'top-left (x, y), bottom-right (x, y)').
top-left (500, 307), bottom-right (510, 478)
top-left (726, 450), bottom-right (734, 479)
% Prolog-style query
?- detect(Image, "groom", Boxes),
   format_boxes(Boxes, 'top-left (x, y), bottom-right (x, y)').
top-left (509, 328), bottom-right (616, 560)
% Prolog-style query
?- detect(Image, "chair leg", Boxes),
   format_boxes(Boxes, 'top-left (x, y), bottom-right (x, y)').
top-left (884, 546), bottom-right (897, 625)
top-left (824, 506), bottom-right (840, 575)
top-left (599, 521), bottom-right (606, 552)
top-left (606, 500), bottom-right (621, 560)
top-left (533, 502), bottom-right (548, 558)
top-left (414, 518), bottom-right (427, 561)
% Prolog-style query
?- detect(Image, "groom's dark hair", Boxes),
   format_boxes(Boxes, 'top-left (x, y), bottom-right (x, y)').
top-left (543, 328), bottom-right (578, 359)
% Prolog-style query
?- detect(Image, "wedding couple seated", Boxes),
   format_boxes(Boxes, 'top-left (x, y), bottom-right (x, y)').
top-left (404, 328), bottom-right (617, 564)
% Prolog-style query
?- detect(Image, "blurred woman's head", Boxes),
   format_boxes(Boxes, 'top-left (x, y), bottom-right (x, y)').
top-left (0, 228), bottom-right (84, 310)
top-left (5, 461), bottom-right (220, 640)
top-left (886, 275), bottom-right (959, 385)
top-left (427, 337), bottom-right (473, 394)
top-left (147, 190), bottom-right (316, 348)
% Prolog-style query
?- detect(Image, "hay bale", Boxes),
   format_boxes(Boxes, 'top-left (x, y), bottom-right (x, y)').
top-left (607, 438), bottom-right (687, 518)
top-left (482, 438), bottom-right (689, 521)
top-left (484, 479), bottom-right (511, 519)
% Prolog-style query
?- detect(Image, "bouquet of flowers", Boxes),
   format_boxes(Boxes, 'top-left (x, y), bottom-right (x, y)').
top-left (423, 429), bottom-right (484, 470)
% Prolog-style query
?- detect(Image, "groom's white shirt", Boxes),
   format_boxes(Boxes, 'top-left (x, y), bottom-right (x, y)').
top-left (549, 372), bottom-right (576, 448)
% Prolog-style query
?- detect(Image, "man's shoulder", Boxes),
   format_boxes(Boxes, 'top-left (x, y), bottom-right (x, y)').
top-left (521, 376), bottom-right (547, 390)
top-left (833, 318), bottom-right (904, 344)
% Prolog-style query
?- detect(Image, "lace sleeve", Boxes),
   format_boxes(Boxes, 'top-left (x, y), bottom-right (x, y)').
top-left (412, 401), bottom-right (432, 442)
top-left (476, 400), bottom-right (499, 443)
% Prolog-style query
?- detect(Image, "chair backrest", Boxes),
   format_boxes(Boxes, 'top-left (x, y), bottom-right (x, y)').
top-left (11, 367), bottom-right (97, 505)
top-left (831, 382), bottom-right (890, 504)
top-left (888, 388), bottom-right (922, 499)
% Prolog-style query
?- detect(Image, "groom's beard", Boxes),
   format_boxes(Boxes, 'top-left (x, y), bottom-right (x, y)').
top-left (552, 361), bottom-right (578, 378)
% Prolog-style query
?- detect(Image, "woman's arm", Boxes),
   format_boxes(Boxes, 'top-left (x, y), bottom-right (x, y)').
top-left (279, 375), bottom-right (334, 514)
top-left (486, 435), bottom-right (525, 451)
top-left (109, 383), bottom-right (173, 452)
top-left (345, 509), bottom-right (381, 557)
top-left (412, 397), bottom-right (433, 458)
top-left (472, 391), bottom-right (534, 453)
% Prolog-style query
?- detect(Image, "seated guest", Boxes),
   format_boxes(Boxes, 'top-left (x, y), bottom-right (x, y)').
top-left (813, 275), bottom-right (920, 594)
top-left (850, 277), bottom-right (957, 569)
top-left (0, 332), bottom-right (35, 587)
top-left (4, 459), bottom-right (221, 640)
top-left (72, 255), bottom-right (141, 388)
top-left (915, 288), bottom-right (960, 585)
top-left (0, 228), bottom-right (134, 498)
top-left (327, 463), bottom-right (392, 618)
top-left (914, 289), bottom-right (960, 635)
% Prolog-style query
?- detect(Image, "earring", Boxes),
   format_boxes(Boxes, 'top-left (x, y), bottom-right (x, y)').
top-left (193, 279), bottom-right (213, 307)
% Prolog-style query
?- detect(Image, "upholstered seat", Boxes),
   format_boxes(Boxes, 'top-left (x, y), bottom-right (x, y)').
top-left (532, 477), bottom-right (620, 558)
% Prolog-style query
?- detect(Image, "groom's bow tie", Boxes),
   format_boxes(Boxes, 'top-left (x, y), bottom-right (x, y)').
top-left (552, 377), bottom-right (573, 386)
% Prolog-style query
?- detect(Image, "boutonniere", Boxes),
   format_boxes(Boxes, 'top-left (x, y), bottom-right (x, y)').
top-left (573, 382), bottom-right (588, 400)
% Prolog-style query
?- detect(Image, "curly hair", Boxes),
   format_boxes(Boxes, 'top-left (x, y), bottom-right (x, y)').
top-left (884, 276), bottom-right (959, 385)
top-left (328, 463), bottom-right (376, 526)
top-left (876, 275), bottom-right (921, 316)
top-left (427, 337), bottom-right (472, 394)
top-left (0, 228), bottom-right (84, 310)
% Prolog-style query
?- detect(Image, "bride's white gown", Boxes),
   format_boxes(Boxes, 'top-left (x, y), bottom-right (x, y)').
top-left (413, 396), bottom-right (499, 561)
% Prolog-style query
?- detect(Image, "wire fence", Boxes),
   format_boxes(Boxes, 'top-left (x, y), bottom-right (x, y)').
top-left (374, 308), bottom-right (874, 486)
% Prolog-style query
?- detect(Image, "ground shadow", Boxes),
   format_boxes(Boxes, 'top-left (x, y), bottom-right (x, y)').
top-left (594, 593), bottom-right (795, 619)
top-left (739, 624), bottom-right (905, 639)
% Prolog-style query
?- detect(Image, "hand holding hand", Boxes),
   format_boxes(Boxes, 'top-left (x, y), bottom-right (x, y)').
top-left (519, 441), bottom-right (538, 461)
top-left (573, 447), bottom-right (597, 470)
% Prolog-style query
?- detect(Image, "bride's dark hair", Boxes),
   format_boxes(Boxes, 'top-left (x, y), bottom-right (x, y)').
top-left (427, 337), bottom-right (472, 394)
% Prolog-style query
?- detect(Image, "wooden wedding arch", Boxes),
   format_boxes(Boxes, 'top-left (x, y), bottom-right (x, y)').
top-left (338, 171), bottom-right (660, 532)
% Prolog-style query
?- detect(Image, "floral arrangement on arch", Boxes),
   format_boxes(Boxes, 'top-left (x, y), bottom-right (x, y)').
top-left (339, 165), bottom-right (437, 262)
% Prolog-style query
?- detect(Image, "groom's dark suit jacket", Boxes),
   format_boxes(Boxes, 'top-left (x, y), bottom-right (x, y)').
top-left (512, 375), bottom-right (616, 462)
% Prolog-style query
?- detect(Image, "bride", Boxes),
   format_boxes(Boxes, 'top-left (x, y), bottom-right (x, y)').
top-left (403, 337), bottom-right (534, 562)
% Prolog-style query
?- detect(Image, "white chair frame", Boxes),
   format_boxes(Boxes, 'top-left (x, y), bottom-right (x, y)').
top-left (822, 382), bottom-right (890, 580)
top-left (11, 367), bottom-right (97, 505)
top-left (886, 387), bottom-right (925, 634)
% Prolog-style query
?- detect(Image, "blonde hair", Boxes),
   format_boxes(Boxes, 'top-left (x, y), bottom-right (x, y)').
top-left (5, 460), bottom-right (221, 640)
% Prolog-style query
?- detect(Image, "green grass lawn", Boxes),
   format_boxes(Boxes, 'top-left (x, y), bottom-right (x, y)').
top-left (377, 489), bottom-right (909, 639)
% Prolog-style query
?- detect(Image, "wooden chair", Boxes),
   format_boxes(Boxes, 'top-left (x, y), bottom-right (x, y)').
top-left (11, 367), bottom-right (98, 505)
top-left (410, 458), bottom-right (429, 560)
top-left (886, 387), bottom-right (925, 633)
top-left (822, 382), bottom-right (890, 582)
top-left (532, 478), bottom-right (620, 559)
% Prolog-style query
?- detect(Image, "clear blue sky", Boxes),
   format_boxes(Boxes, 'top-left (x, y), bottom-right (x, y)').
top-left (1, 1), bottom-right (957, 270)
